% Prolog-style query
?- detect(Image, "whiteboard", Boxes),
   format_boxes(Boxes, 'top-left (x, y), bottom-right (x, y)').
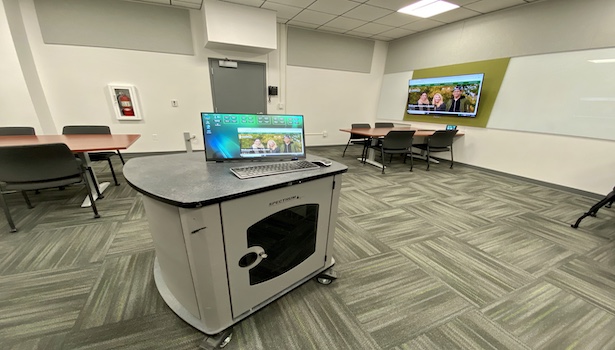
top-left (488, 47), bottom-right (615, 140)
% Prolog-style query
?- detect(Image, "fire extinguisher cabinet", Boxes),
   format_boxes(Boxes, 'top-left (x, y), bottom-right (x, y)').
top-left (123, 152), bottom-right (347, 347)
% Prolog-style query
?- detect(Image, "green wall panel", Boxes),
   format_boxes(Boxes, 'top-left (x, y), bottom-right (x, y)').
top-left (404, 58), bottom-right (510, 128)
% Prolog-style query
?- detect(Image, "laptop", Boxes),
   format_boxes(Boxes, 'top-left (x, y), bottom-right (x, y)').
top-left (201, 113), bottom-right (319, 178)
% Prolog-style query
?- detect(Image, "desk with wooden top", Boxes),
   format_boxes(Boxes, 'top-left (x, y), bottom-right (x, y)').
top-left (338, 127), bottom-right (464, 168)
top-left (0, 134), bottom-right (141, 206)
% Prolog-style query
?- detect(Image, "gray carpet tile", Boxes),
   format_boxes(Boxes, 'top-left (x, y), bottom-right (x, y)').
top-left (503, 213), bottom-right (608, 254)
top-left (1, 146), bottom-right (615, 349)
top-left (455, 223), bottom-right (577, 277)
top-left (399, 236), bottom-right (534, 307)
top-left (395, 310), bottom-right (530, 350)
top-left (482, 281), bottom-right (615, 349)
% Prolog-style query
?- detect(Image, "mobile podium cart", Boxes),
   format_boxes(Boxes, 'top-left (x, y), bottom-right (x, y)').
top-left (124, 153), bottom-right (347, 349)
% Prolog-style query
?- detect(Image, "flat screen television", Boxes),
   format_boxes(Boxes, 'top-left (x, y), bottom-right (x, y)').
top-left (201, 113), bottom-right (307, 162)
top-left (406, 73), bottom-right (485, 117)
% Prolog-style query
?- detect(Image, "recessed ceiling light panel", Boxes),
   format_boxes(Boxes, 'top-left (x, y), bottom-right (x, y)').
top-left (398, 0), bottom-right (460, 18)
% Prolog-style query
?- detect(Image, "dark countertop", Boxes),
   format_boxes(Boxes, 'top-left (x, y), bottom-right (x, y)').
top-left (123, 152), bottom-right (348, 208)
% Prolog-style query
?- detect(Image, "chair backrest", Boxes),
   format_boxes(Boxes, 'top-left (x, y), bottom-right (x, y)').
top-left (350, 123), bottom-right (371, 139)
top-left (375, 122), bottom-right (394, 128)
top-left (62, 125), bottom-right (111, 135)
top-left (0, 126), bottom-right (36, 136)
top-left (427, 130), bottom-right (458, 148)
top-left (382, 130), bottom-right (415, 150)
top-left (0, 143), bottom-right (81, 183)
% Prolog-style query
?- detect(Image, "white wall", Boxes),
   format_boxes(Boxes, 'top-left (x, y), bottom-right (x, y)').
top-left (381, 0), bottom-right (615, 194)
top-left (3, 0), bottom-right (385, 153)
top-left (0, 1), bottom-right (40, 131)
top-left (286, 40), bottom-right (388, 146)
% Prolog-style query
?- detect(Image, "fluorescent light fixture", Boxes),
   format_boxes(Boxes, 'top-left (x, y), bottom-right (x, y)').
top-left (398, 0), bottom-right (459, 18)
top-left (588, 59), bottom-right (615, 64)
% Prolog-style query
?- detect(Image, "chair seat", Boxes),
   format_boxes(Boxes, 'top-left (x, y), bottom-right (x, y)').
top-left (2, 176), bottom-right (82, 191)
top-left (413, 144), bottom-right (450, 152)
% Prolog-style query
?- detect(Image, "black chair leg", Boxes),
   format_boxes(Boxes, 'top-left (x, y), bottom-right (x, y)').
top-left (0, 191), bottom-right (17, 232)
top-left (82, 173), bottom-right (100, 219)
top-left (426, 147), bottom-right (431, 171)
top-left (87, 167), bottom-right (104, 199)
top-left (571, 187), bottom-right (615, 228)
top-left (21, 191), bottom-right (33, 209)
top-left (117, 150), bottom-right (126, 165)
top-left (409, 152), bottom-right (413, 172)
top-left (342, 140), bottom-right (351, 157)
top-left (450, 146), bottom-right (454, 169)
top-left (108, 159), bottom-right (120, 186)
top-left (380, 148), bottom-right (386, 174)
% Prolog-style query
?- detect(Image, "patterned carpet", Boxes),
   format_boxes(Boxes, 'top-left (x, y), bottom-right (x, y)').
top-left (1, 146), bottom-right (614, 349)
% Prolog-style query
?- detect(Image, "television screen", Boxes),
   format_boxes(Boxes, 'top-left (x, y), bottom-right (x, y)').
top-left (201, 113), bottom-right (307, 162)
top-left (406, 73), bottom-right (485, 117)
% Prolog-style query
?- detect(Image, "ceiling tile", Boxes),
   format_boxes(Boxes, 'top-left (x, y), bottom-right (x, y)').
top-left (324, 16), bottom-right (365, 30)
top-left (447, 0), bottom-right (481, 5)
top-left (343, 4), bottom-right (393, 21)
top-left (379, 27), bottom-right (416, 39)
top-left (222, 0), bottom-right (265, 7)
top-left (266, 0), bottom-right (315, 7)
top-left (464, 0), bottom-right (526, 14)
top-left (292, 9), bottom-right (337, 25)
top-left (308, 0), bottom-right (360, 15)
top-left (261, 2), bottom-right (303, 19)
top-left (172, 0), bottom-right (202, 9)
top-left (374, 12), bottom-right (421, 27)
top-left (364, 0), bottom-right (415, 11)
top-left (353, 22), bottom-right (395, 35)
top-left (430, 7), bottom-right (481, 23)
top-left (401, 18), bottom-right (445, 31)
top-left (287, 21), bottom-right (320, 29)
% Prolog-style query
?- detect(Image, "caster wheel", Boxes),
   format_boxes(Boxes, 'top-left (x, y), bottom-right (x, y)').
top-left (317, 277), bottom-right (333, 285)
top-left (200, 330), bottom-right (232, 349)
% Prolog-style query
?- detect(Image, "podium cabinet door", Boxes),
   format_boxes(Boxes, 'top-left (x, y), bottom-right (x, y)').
top-left (221, 177), bottom-right (333, 319)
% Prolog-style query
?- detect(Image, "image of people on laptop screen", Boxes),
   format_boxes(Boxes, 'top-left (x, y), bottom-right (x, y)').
top-left (239, 131), bottom-right (303, 157)
top-left (201, 113), bottom-right (307, 161)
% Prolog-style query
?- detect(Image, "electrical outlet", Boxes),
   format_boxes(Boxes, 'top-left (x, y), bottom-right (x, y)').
top-left (152, 134), bottom-right (159, 141)
top-left (171, 99), bottom-right (179, 107)
top-left (323, 130), bottom-right (328, 137)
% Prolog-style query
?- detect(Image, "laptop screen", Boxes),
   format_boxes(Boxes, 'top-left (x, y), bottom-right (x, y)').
top-left (201, 113), bottom-right (307, 162)
top-left (446, 125), bottom-right (457, 130)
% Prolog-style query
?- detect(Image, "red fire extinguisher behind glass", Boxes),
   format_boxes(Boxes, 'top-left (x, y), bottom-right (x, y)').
top-left (117, 92), bottom-right (135, 116)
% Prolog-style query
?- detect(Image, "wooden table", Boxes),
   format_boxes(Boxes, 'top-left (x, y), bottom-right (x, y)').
top-left (339, 127), bottom-right (464, 168)
top-left (0, 134), bottom-right (141, 206)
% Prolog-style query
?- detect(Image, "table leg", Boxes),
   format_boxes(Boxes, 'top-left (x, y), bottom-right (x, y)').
top-left (78, 152), bottom-right (110, 208)
top-left (356, 138), bottom-right (387, 168)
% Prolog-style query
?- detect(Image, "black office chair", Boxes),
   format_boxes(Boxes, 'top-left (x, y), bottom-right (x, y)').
top-left (365, 130), bottom-right (415, 174)
top-left (62, 125), bottom-right (124, 186)
top-left (413, 130), bottom-right (458, 171)
top-left (374, 122), bottom-right (394, 128)
top-left (0, 143), bottom-right (100, 232)
top-left (0, 126), bottom-right (35, 135)
top-left (342, 123), bottom-right (371, 158)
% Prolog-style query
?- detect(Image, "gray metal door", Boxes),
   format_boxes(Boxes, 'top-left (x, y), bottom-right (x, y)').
top-left (209, 58), bottom-right (267, 114)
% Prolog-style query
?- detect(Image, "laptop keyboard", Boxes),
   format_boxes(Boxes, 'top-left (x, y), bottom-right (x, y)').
top-left (230, 160), bottom-right (320, 179)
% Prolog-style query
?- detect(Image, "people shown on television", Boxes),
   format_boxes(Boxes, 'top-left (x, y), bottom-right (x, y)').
top-left (446, 86), bottom-right (472, 113)
top-left (416, 92), bottom-right (430, 111)
top-left (251, 138), bottom-right (265, 153)
top-left (432, 93), bottom-right (446, 111)
top-left (266, 139), bottom-right (280, 153)
top-left (282, 135), bottom-right (300, 153)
